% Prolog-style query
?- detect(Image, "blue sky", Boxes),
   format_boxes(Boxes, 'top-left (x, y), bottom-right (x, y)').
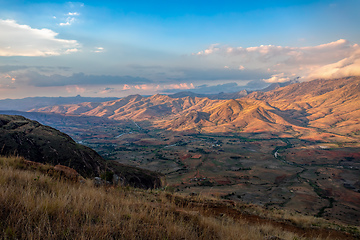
top-left (0, 0), bottom-right (360, 98)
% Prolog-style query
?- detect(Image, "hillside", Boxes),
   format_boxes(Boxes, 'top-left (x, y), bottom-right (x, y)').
top-left (1, 156), bottom-right (358, 240)
top-left (0, 114), bottom-right (162, 189)
top-left (247, 77), bottom-right (360, 137)
top-left (166, 99), bottom-right (291, 133)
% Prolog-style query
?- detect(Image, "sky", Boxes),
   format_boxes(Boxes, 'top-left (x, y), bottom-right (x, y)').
top-left (0, 0), bottom-right (360, 99)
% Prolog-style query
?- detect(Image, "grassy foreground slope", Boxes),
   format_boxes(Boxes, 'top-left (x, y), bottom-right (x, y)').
top-left (1, 156), bottom-right (359, 240)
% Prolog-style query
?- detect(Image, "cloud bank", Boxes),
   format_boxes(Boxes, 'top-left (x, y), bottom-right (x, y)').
top-left (0, 19), bottom-right (80, 56)
top-left (13, 72), bottom-right (152, 87)
top-left (194, 39), bottom-right (360, 82)
top-left (308, 47), bottom-right (360, 79)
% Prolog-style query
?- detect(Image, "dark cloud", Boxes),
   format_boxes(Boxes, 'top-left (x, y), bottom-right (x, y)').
top-left (57, 66), bottom-right (72, 71)
top-left (104, 87), bottom-right (115, 91)
top-left (0, 65), bottom-right (72, 74)
top-left (0, 65), bottom-right (28, 73)
top-left (16, 71), bottom-right (152, 87)
top-left (127, 64), bottom-right (163, 69)
top-left (0, 84), bottom-right (16, 89)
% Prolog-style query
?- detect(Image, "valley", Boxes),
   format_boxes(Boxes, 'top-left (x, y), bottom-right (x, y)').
top-left (4, 109), bottom-right (359, 226)
top-left (2, 77), bottom-right (360, 226)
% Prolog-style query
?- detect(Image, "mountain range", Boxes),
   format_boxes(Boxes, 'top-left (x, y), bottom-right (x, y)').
top-left (0, 80), bottom-right (298, 112)
top-left (31, 77), bottom-right (360, 141)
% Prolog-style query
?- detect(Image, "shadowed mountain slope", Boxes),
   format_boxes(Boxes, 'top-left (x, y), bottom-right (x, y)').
top-left (0, 114), bottom-right (162, 189)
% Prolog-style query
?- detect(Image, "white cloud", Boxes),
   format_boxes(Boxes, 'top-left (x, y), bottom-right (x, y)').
top-left (68, 12), bottom-right (80, 16)
top-left (0, 19), bottom-right (80, 57)
top-left (194, 43), bottom-right (220, 55)
top-left (67, 2), bottom-right (85, 8)
top-left (122, 84), bottom-right (131, 90)
top-left (264, 73), bottom-right (290, 83)
top-left (66, 85), bottom-right (86, 94)
top-left (308, 47), bottom-right (360, 80)
top-left (60, 17), bottom-right (76, 26)
top-left (194, 39), bottom-right (360, 82)
top-left (93, 47), bottom-right (105, 53)
top-left (65, 48), bottom-right (79, 54)
top-left (60, 12), bottom-right (80, 26)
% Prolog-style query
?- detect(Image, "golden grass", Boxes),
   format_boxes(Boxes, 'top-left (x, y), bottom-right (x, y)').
top-left (0, 156), bottom-right (357, 240)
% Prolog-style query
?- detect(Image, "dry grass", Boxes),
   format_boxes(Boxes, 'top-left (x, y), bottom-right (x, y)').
top-left (0, 156), bottom-right (357, 240)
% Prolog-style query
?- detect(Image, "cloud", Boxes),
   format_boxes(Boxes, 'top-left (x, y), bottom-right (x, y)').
top-left (192, 83), bottom-right (243, 94)
top-left (67, 2), bottom-right (85, 8)
top-left (0, 19), bottom-right (80, 56)
top-left (163, 81), bottom-right (268, 94)
top-left (0, 65), bottom-right (29, 73)
top-left (99, 87), bottom-right (115, 94)
top-left (196, 39), bottom-right (353, 63)
top-left (60, 17), bottom-right (76, 26)
top-left (122, 84), bottom-right (131, 90)
top-left (307, 47), bottom-right (360, 79)
top-left (93, 47), bottom-right (105, 53)
top-left (67, 12), bottom-right (80, 16)
top-left (65, 48), bottom-right (79, 54)
top-left (166, 83), bottom-right (194, 90)
top-left (194, 39), bottom-right (360, 82)
top-left (0, 84), bottom-right (16, 90)
top-left (127, 64), bottom-right (163, 69)
top-left (13, 71), bottom-right (152, 87)
top-left (57, 5), bottom-right (81, 26)
top-left (168, 67), bottom-right (270, 82)
top-left (121, 83), bottom-right (194, 92)
top-left (264, 73), bottom-right (290, 83)
top-left (0, 65), bottom-right (73, 75)
top-left (194, 43), bottom-right (220, 56)
top-left (66, 85), bottom-right (86, 94)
